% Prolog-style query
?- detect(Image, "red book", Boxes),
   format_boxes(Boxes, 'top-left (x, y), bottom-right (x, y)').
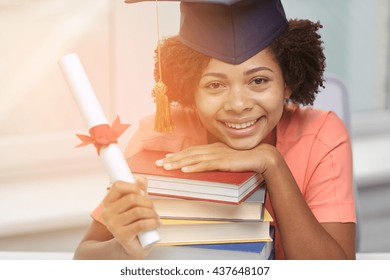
top-left (127, 149), bottom-right (264, 204)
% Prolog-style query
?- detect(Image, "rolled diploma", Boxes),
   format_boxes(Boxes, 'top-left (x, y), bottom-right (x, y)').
top-left (59, 53), bottom-right (160, 248)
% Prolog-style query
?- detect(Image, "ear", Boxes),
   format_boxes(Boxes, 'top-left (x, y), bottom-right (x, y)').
top-left (284, 85), bottom-right (292, 100)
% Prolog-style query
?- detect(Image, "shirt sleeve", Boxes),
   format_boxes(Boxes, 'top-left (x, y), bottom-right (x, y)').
top-left (304, 112), bottom-right (356, 223)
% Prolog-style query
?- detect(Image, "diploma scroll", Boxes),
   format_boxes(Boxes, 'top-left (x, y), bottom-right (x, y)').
top-left (59, 53), bottom-right (160, 248)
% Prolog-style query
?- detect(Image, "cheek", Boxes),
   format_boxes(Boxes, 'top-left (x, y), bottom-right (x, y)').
top-left (194, 94), bottom-right (220, 121)
top-left (270, 95), bottom-right (285, 112)
top-left (256, 91), bottom-right (284, 114)
top-left (268, 99), bottom-right (285, 123)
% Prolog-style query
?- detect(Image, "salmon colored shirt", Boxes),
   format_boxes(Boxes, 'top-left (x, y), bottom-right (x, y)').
top-left (92, 104), bottom-right (356, 259)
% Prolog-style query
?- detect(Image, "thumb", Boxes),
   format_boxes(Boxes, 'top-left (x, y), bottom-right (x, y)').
top-left (134, 176), bottom-right (148, 195)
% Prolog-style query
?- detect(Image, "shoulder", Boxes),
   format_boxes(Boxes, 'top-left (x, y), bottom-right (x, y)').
top-left (138, 105), bottom-right (206, 137)
top-left (276, 103), bottom-right (352, 188)
top-left (277, 104), bottom-right (353, 198)
top-left (277, 106), bottom-right (355, 224)
top-left (277, 103), bottom-right (350, 147)
top-left (125, 105), bottom-right (207, 156)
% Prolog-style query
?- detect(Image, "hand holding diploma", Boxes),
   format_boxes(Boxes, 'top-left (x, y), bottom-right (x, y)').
top-left (59, 53), bottom-right (160, 250)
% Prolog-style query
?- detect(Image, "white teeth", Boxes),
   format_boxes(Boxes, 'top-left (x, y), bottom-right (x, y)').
top-left (225, 119), bottom-right (258, 129)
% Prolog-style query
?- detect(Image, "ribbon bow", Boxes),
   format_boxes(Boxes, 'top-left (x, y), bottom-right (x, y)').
top-left (76, 116), bottom-right (130, 155)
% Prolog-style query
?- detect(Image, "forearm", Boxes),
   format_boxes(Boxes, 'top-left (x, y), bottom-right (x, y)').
top-left (261, 150), bottom-right (350, 259)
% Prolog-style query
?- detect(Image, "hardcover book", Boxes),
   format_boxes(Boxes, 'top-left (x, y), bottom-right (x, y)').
top-left (152, 188), bottom-right (267, 221)
top-left (182, 226), bottom-right (275, 260)
top-left (156, 220), bottom-right (272, 246)
top-left (127, 149), bottom-right (264, 204)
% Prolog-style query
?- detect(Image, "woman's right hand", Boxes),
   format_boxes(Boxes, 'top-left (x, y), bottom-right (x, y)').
top-left (101, 177), bottom-right (160, 259)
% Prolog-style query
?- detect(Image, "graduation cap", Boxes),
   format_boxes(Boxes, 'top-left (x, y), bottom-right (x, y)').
top-left (125, 0), bottom-right (288, 132)
top-left (126, 0), bottom-right (288, 64)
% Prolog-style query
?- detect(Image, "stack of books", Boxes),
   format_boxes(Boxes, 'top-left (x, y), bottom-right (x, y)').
top-left (127, 149), bottom-right (274, 260)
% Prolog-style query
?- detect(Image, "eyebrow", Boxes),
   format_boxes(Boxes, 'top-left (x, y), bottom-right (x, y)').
top-left (244, 66), bottom-right (274, 76)
top-left (201, 66), bottom-right (273, 79)
top-left (201, 72), bottom-right (227, 79)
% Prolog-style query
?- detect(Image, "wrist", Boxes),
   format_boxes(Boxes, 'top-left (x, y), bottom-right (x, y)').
top-left (119, 238), bottom-right (152, 260)
top-left (254, 144), bottom-right (282, 175)
top-left (256, 145), bottom-right (287, 192)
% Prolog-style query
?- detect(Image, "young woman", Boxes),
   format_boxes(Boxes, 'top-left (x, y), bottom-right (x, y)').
top-left (74, 0), bottom-right (356, 260)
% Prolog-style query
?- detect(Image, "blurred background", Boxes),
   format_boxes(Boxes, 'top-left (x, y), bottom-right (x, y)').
top-left (0, 0), bottom-right (389, 257)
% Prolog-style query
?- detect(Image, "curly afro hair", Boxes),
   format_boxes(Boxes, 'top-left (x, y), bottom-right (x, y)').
top-left (154, 36), bottom-right (210, 107)
top-left (270, 19), bottom-right (326, 105)
top-left (154, 19), bottom-right (325, 107)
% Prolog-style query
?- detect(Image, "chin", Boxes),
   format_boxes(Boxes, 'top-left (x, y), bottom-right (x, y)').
top-left (225, 139), bottom-right (260, 151)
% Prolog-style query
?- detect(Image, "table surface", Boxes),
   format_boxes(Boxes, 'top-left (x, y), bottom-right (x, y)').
top-left (1, 251), bottom-right (390, 260)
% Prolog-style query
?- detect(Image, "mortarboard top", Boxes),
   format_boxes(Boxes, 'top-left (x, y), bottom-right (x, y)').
top-left (126, 0), bottom-right (245, 4)
top-left (125, 0), bottom-right (288, 65)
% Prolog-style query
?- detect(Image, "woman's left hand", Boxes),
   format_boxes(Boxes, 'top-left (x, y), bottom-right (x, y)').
top-left (155, 142), bottom-right (276, 174)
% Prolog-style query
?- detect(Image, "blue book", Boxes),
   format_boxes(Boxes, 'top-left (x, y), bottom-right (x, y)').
top-left (189, 241), bottom-right (268, 253)
top-left (180, 226), bottom-right (275, 260)
top-left (180, 241), bottom-right (273, 260)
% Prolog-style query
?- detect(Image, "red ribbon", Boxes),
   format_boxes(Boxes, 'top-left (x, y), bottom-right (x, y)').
top-left (76, 116), bottom-right (130, 155)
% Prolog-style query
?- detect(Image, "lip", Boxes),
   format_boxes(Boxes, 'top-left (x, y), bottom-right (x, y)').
top-left (220, 117), bottom-right (261, 138)
top-left (224, 118), bottom-right (258, 129)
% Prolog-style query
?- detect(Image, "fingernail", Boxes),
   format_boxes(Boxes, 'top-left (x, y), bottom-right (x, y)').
top-left (155, 159), bottom-right (164, 166)
top-left (163, 163), bottom-right (172, 170)
top-left (181, 166), bottom-right (190, 172)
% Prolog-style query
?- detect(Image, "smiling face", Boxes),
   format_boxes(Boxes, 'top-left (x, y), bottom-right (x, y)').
top-left (194, 48), bottom-right (291, 150)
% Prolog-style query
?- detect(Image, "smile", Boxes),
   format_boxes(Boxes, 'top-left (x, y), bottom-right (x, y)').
top-left (224, 118), bottom-right (258, 130)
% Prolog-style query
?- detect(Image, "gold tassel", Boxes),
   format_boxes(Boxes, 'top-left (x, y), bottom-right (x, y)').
top-left (153, 0), bottom-right (174, 133)
top-left (153, 80), bottom-right (174, 132)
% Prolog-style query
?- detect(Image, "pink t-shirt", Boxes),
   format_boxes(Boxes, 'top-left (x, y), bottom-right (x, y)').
top-left (92, 104), bottom-right (356, 259)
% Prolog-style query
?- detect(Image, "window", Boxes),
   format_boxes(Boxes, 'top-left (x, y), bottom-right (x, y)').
top-left (0, 0), bottom-right (115, 182)
top-left (0, 1), bottom-right (179, 183)
top-left (282, 0), bottom-right (390, 135)
top-left (2, 1), bottom-right (389, 183)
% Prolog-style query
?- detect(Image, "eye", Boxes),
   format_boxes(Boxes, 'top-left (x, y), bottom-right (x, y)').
top-left (250, 77), bottom-right (268, 86)
top-left (205, 81), bottom-right (225, 90)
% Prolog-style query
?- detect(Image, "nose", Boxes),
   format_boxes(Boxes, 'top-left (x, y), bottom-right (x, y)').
top-left (224, 87), bottom-right (254, 113)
